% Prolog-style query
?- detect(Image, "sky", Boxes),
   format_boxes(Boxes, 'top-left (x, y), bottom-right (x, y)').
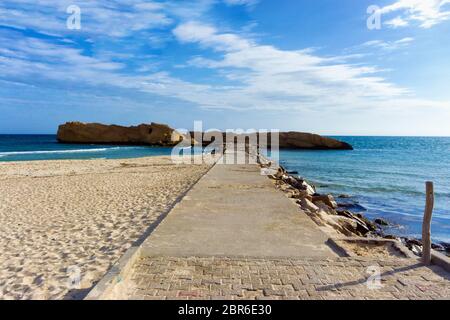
top-left (0, 0), bottom-right (449, 135)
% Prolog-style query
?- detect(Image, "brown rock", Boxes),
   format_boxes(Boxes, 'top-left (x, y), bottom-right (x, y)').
top-left (312, 195), bottom-right (338, 209)
top-left (193, 131), bottom-right (353, 150)
top-left (331, 216), bottom-right (359, 236)
top-left (57, 122), bottom-right (183, 146)
top-left (315, 201), bottom-right (337, 215)
top-left (299, 198), bottom-right (319, 213)
top-left (274, 132), bottom-right (353, 150)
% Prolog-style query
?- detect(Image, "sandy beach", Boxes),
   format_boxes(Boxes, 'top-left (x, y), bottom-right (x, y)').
top-left (0, 156), bottom-right (210, 300)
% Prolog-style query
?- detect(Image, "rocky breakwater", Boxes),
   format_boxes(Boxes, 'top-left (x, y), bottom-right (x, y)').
top-left (259, 159), bottom-right (450, 257)
top-left (57, 122), bottom-right (183, 146)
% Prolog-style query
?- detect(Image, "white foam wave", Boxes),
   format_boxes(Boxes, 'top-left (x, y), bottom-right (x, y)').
top-left (0, 147), bottom-right (119, 157)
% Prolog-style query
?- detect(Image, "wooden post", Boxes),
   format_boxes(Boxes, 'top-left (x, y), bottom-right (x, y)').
top-left (422, 181), bottom-right (434, 265)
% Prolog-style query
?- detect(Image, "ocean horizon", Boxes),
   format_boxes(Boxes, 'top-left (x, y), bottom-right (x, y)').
top-left (1, 134), bottom-right (449, 244)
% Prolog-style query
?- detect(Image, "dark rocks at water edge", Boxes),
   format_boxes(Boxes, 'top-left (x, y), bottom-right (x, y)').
top-left (374, 218), bottom-right (389, 226)
top-left (398, 237), bottom-right (450, 257)
top-left (57, 122), bottom-right (353, 150)
top-left (266, 163), bottom-right (450, 257)
top-left (267, 165), bottom-right (377, 237)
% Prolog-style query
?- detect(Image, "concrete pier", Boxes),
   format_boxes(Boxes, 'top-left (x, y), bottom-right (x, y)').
top-left (86, 149), bottom-right (450, 300)
top-left (141, 149), bottom-right (335, 258)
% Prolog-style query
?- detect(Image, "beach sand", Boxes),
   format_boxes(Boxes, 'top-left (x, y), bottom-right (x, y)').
top-left (0, 156), bottom-right (211, 300)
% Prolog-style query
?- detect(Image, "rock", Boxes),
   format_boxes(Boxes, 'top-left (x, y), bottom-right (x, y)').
top-left (374, 218), bottom-right (389, 226)
top-left (330, 215), bottom-right (359, 236)
top-left (336, 210), bottom-right (372, 235)
top-left (274, 132), bottom-right (353, 150)
top-left (194, 131), bottom-right (353, 150)
top-left (384, 235), bottom-right (399, 240)
top-left (407, 238), bottom-right (422, 246)
top-left (287, 170), bottom-right (299, 175)
top-left (440, 242), bottom-right (450, 254)
top-left (299, 198), bottom-right (319, 213)
top-left (312, 195), bottom-right (337, 209)
top-left (337, 202), bottom-right (367, 212)
top-left (354, 213), bottom-right (377, 231)
top-left (432, 243), bottom-right (445, 251)
top-left (282, 175), bottom-right (304, 189)
top-left (410, 245), bottom-right (422, 257)
top-left (57, 122), bottom-right (183, 146)
top-left (316, 201), bottom-right (337, 215)
top-left (289, 190), bottom-right (312, 200)
top-left (302, 182), bottom-right (316, 196)
top-left (338, 194), bottom-right (351, 199)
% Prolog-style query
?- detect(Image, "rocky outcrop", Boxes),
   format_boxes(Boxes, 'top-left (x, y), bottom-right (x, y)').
top-left (191, 131), bottom-right (353, 150)
top-left (57, 122), bottom-right (353, 150)
top-left (274, 132), bottom-right (352, 150)
top-left (57, 122), bottom-right (183, 146)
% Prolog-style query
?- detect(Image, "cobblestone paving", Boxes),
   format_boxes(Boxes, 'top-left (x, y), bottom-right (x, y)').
top-left (124, 256), bottom-right (450, 300)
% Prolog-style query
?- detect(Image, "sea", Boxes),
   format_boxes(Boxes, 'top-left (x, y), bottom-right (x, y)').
top-left (1, 134), bottom-right (449, 243)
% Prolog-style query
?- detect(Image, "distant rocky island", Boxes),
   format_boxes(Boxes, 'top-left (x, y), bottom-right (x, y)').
top-left (57, 122), bottom-right (353, 150)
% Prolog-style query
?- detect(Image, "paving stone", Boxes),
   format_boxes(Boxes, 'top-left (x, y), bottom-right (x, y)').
top-left (110, 256), bottom-right (450, 300)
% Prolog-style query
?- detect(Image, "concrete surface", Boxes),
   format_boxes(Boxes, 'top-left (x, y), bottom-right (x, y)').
top-left (141, 150), bottom-right (336, 258)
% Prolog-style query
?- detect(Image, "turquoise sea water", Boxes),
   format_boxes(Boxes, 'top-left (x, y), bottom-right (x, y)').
top-left (1, 135), bottom-right (449, 242)
top-left (0, 135), bottom-right (173, 161)
top-left (279, 137), bottom-right (450, 243)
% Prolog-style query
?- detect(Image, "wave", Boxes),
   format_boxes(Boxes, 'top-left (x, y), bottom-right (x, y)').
top-left (0, 147), bottom-right (122, 156)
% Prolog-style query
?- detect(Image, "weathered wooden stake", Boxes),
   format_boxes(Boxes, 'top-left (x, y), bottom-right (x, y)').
top-left (422, 181), bottom-right (434, 265)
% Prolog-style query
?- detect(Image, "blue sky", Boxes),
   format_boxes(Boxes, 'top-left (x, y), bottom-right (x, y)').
top-left (0, 0), bottom-right (449, 135)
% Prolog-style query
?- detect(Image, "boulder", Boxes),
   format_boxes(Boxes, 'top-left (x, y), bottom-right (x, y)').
top-left (354, 213), bottom-right (377, 231)
top-left (299, 198), bottom-right (319, 213)
top-left (374, 218), bottom-right (389, 226)
top-left (57, 122), bottom-right (183, 146)
top-left (315, 201), bottom-right (337, 215)
top-left (312, 194), bottom-right (338, 209)
top-left (302, 181), bottom-right (316, 196)
top-left (291, 190), bottom-right (312, 200)
top-left (329, 215), bottom-right (359, 236)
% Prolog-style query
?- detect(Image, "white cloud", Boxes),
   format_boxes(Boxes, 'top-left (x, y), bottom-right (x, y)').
top-left (0, 0), bottom-right (201, 38)
top-left (2, 22), bottom-right (447, 115)
top-left (385, 16), bottom-right (410, 28)
top-left (380, 0), bottom-right (450, 28)
top-left (173, 21), bottom-right (415, 110)
top-left (1, 2), bottom-right (449, 118)
top-left (362, 37), bottom-right (414, 50)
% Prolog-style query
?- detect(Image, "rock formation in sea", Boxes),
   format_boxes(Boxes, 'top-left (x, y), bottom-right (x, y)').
top-left (57, 122), bottom-right (183, 146)
top-left (57, 122), bottom-right (353, 150)
top-left (190, 131), bottom-right (353, 150)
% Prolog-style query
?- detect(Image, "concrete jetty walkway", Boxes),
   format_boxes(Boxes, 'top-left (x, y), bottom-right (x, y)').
top-left (140, 149), bottom-right (335, 258)
top-left (87, 149), bottom-right (450, 300)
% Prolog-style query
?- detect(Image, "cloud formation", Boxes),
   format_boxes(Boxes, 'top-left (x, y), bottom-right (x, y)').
top-left (362, 37), bottom-right (414, 51)
top-left (0, 0), bottom-right (449, 122)
top-left (381, 0), bottom-right (450, 28)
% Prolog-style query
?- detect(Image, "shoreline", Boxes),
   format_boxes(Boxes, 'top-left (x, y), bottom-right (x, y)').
top-left (265, 158), bottom-right (450, 257)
